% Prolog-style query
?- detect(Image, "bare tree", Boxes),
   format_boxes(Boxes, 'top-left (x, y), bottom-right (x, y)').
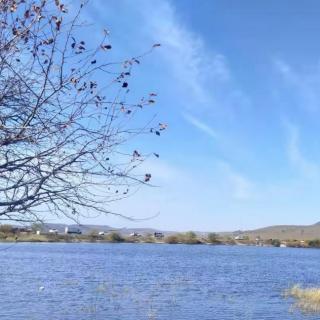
top-left (0, 0), bottom-right (165, 223)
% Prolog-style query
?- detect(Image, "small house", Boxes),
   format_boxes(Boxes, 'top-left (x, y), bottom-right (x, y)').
top-left (130, 232), bottom-right (141, 237)
top-left (154, 232), bottom-right (164, 239)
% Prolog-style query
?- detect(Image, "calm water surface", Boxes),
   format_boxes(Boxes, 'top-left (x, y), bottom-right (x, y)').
top-left (0, 243), bottom-right (319, 319)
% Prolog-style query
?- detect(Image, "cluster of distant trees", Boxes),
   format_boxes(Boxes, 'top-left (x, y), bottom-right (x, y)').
top-left (165, 232), bottom-right (220, 245)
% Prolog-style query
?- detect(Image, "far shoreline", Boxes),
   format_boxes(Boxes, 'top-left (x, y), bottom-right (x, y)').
top-left (1, 225), bottom-right (320, 249)
top-left (0, 238), bottom-right (319, 250)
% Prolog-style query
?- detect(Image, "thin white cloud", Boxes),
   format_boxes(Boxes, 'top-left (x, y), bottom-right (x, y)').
top-left (285, 121), bottom-right (319, 179)
top-left (134, 0), bottom-right (252, 125)
top-left (140, 0), bottom-right (230, 105)
top-left (182, 113), bottom-right (217, 139)
top-left (217, 161), bottom-right (254, 201)
top-left (275, 59), bottom-right (320, 112)
top-left (134, 0), bottom-right (252, 142)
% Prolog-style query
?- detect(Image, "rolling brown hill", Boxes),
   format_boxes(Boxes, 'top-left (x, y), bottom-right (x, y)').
top-left (241, 222), bottom-right (320, 241)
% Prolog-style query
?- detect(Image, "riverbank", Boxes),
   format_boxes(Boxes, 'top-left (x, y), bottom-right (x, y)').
top-left (1, 231), bottom-right (320, 249)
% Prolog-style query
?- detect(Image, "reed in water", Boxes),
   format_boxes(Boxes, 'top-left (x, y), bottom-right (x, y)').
top-left (285, 285), bottom-right (320, 312)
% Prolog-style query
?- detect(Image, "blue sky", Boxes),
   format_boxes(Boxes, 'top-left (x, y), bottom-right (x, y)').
top-left (71, 0), bottom-right (320, 231)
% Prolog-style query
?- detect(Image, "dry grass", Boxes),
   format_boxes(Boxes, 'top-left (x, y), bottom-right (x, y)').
top-left (285, 285), bottom-right (320, 313)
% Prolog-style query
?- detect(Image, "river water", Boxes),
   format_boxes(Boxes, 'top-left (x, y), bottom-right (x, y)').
top-left (0, 243), bottom-right (319, 319)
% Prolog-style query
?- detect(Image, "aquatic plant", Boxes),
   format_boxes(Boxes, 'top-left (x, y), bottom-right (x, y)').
top-left (285, 285), bottom-right (320, 313)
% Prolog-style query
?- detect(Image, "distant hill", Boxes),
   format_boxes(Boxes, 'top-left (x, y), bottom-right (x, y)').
top-left (236, 222), bottom-right (320, 241)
